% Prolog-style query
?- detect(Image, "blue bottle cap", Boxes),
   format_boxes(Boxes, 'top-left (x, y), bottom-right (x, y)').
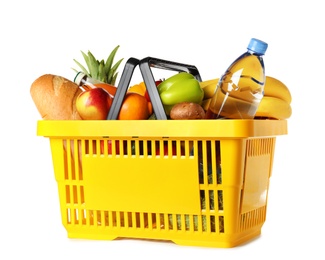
top-left (247, 38), bottom-right (268, 55)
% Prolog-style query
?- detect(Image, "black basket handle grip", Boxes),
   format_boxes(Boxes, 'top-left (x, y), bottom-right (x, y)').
top-left (107, 56), bottom-right (202, 120)
top-left (106, 57), bottom-right (140, 120)
top-left (140, 57), bottom-right (202, 81)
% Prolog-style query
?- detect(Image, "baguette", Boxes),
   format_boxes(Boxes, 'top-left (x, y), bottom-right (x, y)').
top-left (30, 74), bottom-right (82, 120)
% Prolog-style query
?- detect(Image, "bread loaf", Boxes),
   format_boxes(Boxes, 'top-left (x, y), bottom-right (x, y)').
top-left (30, 74), bottom-right (82, 120)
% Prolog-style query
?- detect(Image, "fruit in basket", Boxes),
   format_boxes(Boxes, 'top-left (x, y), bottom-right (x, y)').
top-left (76, 88), bottom-right (113, 120)
top-left (74, 71), bottom-right (118, 97)
top-left (201, 98), bottom-right (211, 111)
top-left (255, 96), bottom-right (292, 119)
top-left (118, 92), bottom-right (152, 120)
top-left (199, 78), bottom-right (219, 99)
top-left (255, 76), bottom-right (292, 119)
top-left (200, 75), bottom-right (292, 120)
top-left (128, 81), bottom-right (150, 102)
top-left (128, 82), bottom-right (147, 96)
top-left (263, 76), bottom-right (292, 104)
top-left (128, 80), bottom-right (163, 102)
top-left (82, 82), bottom-right (117, 97)
top-left (157, 72), bottom-right (204, 115)
top-left (170, 102), bottom-right (206, 120)
top-left (72, 45), bottom-right (123, 86)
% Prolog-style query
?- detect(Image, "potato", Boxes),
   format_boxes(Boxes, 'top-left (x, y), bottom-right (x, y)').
top-left (170, 102), bottom-right (206, 120)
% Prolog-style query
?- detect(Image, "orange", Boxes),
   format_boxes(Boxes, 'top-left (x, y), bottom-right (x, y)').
top-left (147, 101), bottom-right (153, 115)
top-left (118, 92), bottom-right (151, 120)
top-left (128, 82), bottom-right (151, 102)
top-left (128, 82), bottom-right (146, 96)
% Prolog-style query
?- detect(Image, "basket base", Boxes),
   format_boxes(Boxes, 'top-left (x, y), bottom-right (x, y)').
top-left (66, 227), bottom-right (262, 248)
top-left (172, 229), bottom-right (261, 248)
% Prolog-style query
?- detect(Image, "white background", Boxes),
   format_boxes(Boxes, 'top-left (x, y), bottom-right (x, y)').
top-left (1, 0), bottom-right (324, 259)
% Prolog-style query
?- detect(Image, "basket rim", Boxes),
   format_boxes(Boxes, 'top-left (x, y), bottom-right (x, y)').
top-left (37, 119), bottom-right (287, 138)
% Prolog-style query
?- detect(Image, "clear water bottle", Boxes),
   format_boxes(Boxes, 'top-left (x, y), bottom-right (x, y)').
top-left (74, 71), bottom-right (103, 90)
top-left (206, 38), bottom-right (268, 119)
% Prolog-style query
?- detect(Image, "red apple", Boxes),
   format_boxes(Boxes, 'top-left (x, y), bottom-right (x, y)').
top-left (76, 88), bottom-right (113, 120)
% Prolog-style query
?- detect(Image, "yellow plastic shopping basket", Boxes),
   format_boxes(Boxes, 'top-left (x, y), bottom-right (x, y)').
top-left (36, 57), bottom-right (288, 248)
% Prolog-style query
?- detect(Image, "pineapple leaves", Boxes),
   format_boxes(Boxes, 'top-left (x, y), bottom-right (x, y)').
top-left (98, 60), bottom-right (105, 82)
top-left (87, 51), bottom-right (99, 79)
top-left (104, 45), bottom-right (120, 75)
top-left (111, 73), bottom-right (119, 86)
top-left (72, 45), bottom-right (123, 85)
top-left (73, 59), bottom-right (89, 76)
top-left (107, 58), bottom-right (124, 85)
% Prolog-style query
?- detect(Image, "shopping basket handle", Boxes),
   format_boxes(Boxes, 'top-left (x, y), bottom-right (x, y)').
top-left (106, 57), bottom-right (140, 120)
top-left (107, 56), bottom-right (202, 120)
top-left (139, 57), bottom-right (202, 120)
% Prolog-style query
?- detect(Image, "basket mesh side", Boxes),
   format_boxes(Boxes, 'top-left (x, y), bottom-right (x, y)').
top-left (239, 138), bottom-right (275, 230)
top-left (58, 137), bottom-right (274, 237)
top-left (59, 138), bottom-right (225, 234)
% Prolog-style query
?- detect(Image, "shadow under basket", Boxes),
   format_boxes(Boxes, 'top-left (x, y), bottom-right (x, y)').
top-left (37, 119), bottom-right (287, 248)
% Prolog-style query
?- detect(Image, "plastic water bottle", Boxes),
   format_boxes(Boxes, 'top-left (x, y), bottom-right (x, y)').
top-left (206, 38), bottom-right (268, 119)
top-left (74, 71), bottom-right (102, 90)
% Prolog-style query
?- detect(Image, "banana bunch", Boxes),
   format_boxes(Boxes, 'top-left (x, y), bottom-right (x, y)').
top-left (199, 78), bottom-right (219, 111)
top-left (199, 76), bottom-right (292, 120)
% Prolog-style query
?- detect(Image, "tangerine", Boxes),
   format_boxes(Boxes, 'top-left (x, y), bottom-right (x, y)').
top-left (128, 82), bottom-right (146, 96)
top-left (147, 101), bottom-right (153, 115)
top-left (118, 92), bottom-right (150, 120)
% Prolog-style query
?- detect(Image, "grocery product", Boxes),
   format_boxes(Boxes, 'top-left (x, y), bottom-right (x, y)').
top-left (206, 38), bottom-right (268, 119)
top-left (30, 74), bottom-right (82, 120)
top-left (73, 45), bottom-right (123, 85)
top-left (76, 87), bottom-right (113, 120)
top-left (263, 75), bottom-right (292, 104)
top-left (157, 72), bottom-right (204, 115)
top-left (74, 71), bottom-right (117, 97)
top-left (200, 75), bottom-right (293, 120)
top-left (170, 102), bottom-right (206, 119)
top-left (255, 96), bottom-right (292, 119)
top-left (33, 53), bottom-right (290, 248)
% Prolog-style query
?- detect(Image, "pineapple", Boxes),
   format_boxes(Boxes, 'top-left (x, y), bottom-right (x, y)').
top-left (72, 45), bottom-right (123, 86)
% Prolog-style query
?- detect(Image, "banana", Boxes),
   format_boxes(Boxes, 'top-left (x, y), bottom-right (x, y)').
top-left (202, 83), bottom-right (218, 100)
top-left (264, 76), bottom-right (292, 104)
top-left (200, 76), bottom-right (292, 102)
top-left (200, 76), bottom-right (292, 120)
top-left (200, 78), bottom-right (219, 100)
top-left (255, 96), bottom-right (292, 120)
top-left (202, 96), bottom-right (292, 119)
top-left (201, 98), bottom-right (211, 111)
top-left (199, 78), bottom-right (219, 89)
